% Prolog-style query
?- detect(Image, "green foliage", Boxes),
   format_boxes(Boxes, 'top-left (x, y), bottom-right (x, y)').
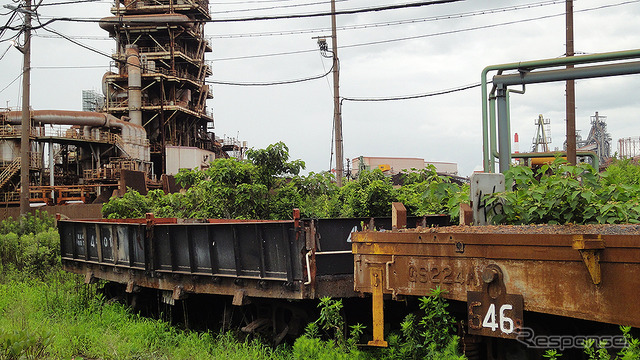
top-left (103, 143), bottom-right (467, 221)
top-left (246, 142), bottom-right (305, 188)
top-left (0, 269), bottom-right (291, 360)
top-left (0, 329), bottom-right (53, 360)
top-left (618, 326), bottom-right (640, 359)
top-left (584, 339), bottom-right (613, 360)
top-left (487, 158), bottom-right (640, 225)
top-left (338, 170), bottom-right (397, 217)
top-left (543, 349), bottom-right (563, 359)
top-left (384, 287), bottom-right (464, 360)
top-left (102, 189), bottom-right (153, 219)
top-left (293, 297), bottom-right (367, 360)
top-left (601, 158), bottom-right (640, 186)
top-left (0, 213), bottom-right (60, 280)
top-left (0, 210), bottom-right (55, 237)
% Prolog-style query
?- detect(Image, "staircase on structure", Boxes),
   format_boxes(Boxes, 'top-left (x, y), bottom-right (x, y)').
top-left (0, 158), bottom-right (20, 190)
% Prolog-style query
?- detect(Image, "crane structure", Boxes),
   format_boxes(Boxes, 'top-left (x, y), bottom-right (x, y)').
top-left (531, 114), bottom-right (552, 152)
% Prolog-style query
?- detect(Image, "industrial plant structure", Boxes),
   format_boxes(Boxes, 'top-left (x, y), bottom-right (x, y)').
top-left (0, 0), bottom-right (241, 207)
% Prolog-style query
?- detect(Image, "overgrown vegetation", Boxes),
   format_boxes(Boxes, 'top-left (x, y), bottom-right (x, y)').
top-left (292, 297), bottom-right (367, 360)
top-left (487, 158), bottom-right (640, 225)
top-left (0, 211), bottom-right (59, 281)
top-left (384, 287), bottom-right (464, 360)
top-left (103, 142), bottom-right (468, 221)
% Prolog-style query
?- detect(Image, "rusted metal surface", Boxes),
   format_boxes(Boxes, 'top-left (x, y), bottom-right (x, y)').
top-left (0, 203), bottom-right (103, 220)
top-left (467, 264), bottom-right (524, 339)
top-left (353, 226), bottom-right (640, 329)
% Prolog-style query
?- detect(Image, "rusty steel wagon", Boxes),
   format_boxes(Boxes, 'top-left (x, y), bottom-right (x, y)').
top-left (352, 209), bottom-right (640, 350)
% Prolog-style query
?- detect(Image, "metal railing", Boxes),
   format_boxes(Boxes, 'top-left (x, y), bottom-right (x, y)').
top-left (117, 0), bottom-right (210, 13)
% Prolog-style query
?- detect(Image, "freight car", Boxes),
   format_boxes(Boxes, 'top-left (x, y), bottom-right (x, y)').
top-left (353, 207), bottom-right (640, 353)
top-left (58, 212), bottom-right (449, 339)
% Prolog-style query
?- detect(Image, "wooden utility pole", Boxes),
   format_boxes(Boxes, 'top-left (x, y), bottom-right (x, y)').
top-left (331, 0), bottom-right (343, 186)
top-left (20, 0), bottom-right (32, 215)
top-left (565, 0), bottom-right (576, 165)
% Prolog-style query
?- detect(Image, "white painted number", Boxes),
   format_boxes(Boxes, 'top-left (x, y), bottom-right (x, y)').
top-left (500, 304), bottom-right (514, 334)
top-left (482, 303), bottom-right (498, 331)
top-left (482, 303), bottom-right (514, 334)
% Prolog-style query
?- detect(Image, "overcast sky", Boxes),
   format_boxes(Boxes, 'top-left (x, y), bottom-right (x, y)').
top-left (1, 0), bottom-right (639, 176)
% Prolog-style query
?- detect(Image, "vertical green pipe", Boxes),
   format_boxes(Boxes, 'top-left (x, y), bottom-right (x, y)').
top-left (496, 86), bottom-right (511, 173)
top-left (489, 97), bottom-right (497, 172)
top-left (481, 72), bottom-right (490, 172)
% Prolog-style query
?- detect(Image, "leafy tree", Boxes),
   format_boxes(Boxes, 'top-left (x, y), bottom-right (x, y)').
top-left (246, 142), bottom-right (305, 188)
top-left (102, 143), bottom-right (468, 221)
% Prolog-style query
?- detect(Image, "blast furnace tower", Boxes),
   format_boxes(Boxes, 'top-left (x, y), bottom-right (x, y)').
top-left (100, 0), bottom-right (224, 175)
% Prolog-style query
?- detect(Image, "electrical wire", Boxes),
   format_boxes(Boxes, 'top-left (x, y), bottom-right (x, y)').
top-left (33, 18), bottom-right (331, 86)
top-left (31, 65), bottom-right (108, 69)
top-left (210, 0), bottom-right (640, 61)
top-left (210, 0), bottom-right (348, 15)
top-left (31, 0), bottom-right (462, 26)
top-left (341, 82), bottom-right (482, 102)
top-left (211, 0), bottom-right (564, 39)
top-left (0, 44), bottom-right (12, 61)
top-left (37, 0), bottom-right (107, 6)
top-left (214, 0), bottom-right (315, 4)
top-left (33, 33), bottom-right (111, 40)
top-left (206, 61), bottom-right (333, 85)
top-left (0, 70), bottom-right (23, 95)
top-left (37, 21), bottom-right (113, 59)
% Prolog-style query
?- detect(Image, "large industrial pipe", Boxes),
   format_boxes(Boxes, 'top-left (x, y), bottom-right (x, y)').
top-left (3, 109), bottom-right (150, 162)
top-left (5, 110), bottom-right (118, 127)
top-left (492, 61), bottom-right (640, 86)
top-left (99, 14), bottom-right (194, 35)
top-left (126, 45), bottom-right (142, 126)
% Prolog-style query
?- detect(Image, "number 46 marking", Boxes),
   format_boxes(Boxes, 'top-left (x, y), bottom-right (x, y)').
top-left (482, 304), bottom-right (514, 334)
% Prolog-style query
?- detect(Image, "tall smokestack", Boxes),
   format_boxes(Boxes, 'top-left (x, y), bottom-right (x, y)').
top-left (126, 45), bottom-right (142, 126)
top-left (514, 132), bottom-right (520, 153)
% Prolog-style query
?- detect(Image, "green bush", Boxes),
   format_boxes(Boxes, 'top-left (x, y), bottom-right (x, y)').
top-left (487, 158), bottom-right (640, 225)
top-left (103, 146), bottom-right (468, 221)
top-left (0, 212), bottom-right (59, 280)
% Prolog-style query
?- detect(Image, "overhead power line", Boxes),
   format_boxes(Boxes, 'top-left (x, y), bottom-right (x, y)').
top-left (210, 0), bottom-right (640, 61)
top-left (31, 18), bottom-right (334, 87)
top-left (212, 0), bottom-right (563, 39)
top-left (207, 62), bottom-right (334, 86)
top-left (342, 82), bottom-right (483, 102)
top-left (0, 70), bottom-right (24, 95)
top-left (214, 0), bottom-right (312, 4)
top-left (37, 0), bottom-right (106, 6)
top-left (30, 0), bottom-right (462, 27)
top-left (210, 0), bottom-right (348, 15)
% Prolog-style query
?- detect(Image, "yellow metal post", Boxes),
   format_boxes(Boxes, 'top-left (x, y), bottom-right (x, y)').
top-left (368, 266), bottom-right (388, 347)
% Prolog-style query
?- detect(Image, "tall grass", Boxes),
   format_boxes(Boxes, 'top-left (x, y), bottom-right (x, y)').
top-left (0, 269), bottom-right (293, 360)
top-left (0, 213), bottom-right (291, 360)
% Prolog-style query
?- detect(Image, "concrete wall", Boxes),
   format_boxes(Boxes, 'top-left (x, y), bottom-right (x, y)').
top-left (352, 156), bottom-right (458, 176)
top-left (165, 145), bottom-right (216, 175)
top-left (425, 161), bottom-right (458, 175)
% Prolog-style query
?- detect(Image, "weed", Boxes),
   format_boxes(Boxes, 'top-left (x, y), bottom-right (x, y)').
top-left (384, 287), bottom-right (464, 360)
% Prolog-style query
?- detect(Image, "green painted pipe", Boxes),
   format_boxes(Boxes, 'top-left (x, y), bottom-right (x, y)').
top-left (481, 48), bottom-right (640, 173)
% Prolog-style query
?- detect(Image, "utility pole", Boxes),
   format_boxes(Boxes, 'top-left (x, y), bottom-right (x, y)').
top-left (565, 0), bottom-right (576, 165)
top-left (19, 0), bottom-right (32, 215)
top-left (330, 0), bottom-right (343, 187)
